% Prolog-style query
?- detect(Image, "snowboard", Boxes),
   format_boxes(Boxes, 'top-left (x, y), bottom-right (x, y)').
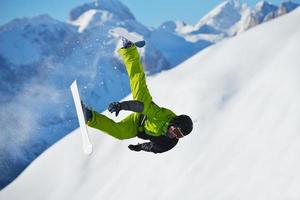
top-left (70, 80), bottom-right (93, 155)
top-left (110, 27), bottom-right (146, 48)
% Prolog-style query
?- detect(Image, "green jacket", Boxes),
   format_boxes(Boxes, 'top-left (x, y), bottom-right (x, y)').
top-left (87, 45), bottom-right (176, 141)
top-left (118, 46), bottom-right (176, 136)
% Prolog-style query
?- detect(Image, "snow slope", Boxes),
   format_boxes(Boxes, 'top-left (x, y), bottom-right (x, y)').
top-left (1, 6), bottom-right (300, 200)
top-left (1, 1), bottom-right (299, 190)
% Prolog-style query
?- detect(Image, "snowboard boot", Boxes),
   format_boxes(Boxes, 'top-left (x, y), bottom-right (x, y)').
top-left (121, 37), bottom-right (133, 49)
top-left (81, 101), bottom-right (93, 123)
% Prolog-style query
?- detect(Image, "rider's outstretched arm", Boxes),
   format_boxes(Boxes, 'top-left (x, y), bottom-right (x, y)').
top-left (108, 100), bottom-right (144, 116)
top-left (128, 139), bottom-right (178, 154)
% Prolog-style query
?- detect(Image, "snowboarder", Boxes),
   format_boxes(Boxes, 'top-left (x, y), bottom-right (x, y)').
top-left (81, 38), bottom-right (193, 153)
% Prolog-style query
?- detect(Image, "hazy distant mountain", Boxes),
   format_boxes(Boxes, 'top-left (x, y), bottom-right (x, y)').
top-left (159, 0), bottom-right (299, 41)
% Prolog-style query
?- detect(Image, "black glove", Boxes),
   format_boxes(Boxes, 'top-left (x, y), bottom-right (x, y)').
top-left (108, 102), bottom-right (122, 117)
top-left (128, 144), bottom-right (142, 152)
top-left (81, 101), bottom-right (93, 122)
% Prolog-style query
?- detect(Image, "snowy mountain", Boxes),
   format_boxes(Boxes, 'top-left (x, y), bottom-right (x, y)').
top-left (149, 22), bottom-right (212, 67)
top-left (0, 0), bottom-right (299, 190)
top-left (69, 0), bottom-right (135, 22)
top-left (196, 0), bottom-right (242, 34)
top-left (1, 7), bottom-right (300, 199)
top-left (255, 1), bottom-right (278, 22)
top-left (165, 0), bottom-right (299, 41)
top-left (142, 0), bottom-right (298, 69)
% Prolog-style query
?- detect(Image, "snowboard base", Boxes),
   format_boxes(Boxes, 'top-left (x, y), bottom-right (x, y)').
top-left (70, 80), bottom-right (93, 155)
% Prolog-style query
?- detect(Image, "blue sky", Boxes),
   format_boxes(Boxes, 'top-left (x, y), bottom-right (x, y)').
top-left (0, 0), bottom-right (299, 27)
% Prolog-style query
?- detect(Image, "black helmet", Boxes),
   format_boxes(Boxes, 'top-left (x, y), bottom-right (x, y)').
top-left (170, 115), bottom-right (193, 136)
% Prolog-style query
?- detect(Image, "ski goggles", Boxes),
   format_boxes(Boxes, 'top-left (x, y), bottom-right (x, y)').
top-left (168, 126), bottom-right (184, 139)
